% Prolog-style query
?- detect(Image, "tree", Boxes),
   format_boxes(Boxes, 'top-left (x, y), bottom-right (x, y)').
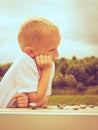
top-left (76, 82), bottom-right (86, 92)
top-left (0, 63), bottom-right (12, 77)
top-left (64, 74), bottom-right (77, 88)
top-left (52, 72), bottom-right (66, 89)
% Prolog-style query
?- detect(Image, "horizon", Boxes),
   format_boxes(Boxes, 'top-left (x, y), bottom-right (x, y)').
top-left (0, 53), bottom-right (98, 65)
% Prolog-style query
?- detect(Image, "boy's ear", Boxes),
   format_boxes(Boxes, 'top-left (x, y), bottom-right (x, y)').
top-left (24, 47), bottom-right (35, 57)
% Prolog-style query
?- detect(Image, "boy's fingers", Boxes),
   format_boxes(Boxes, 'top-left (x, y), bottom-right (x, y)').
top-left (36, 55), bottom-right (52, 65)
top-left (14, 93), bottom-right (28, 98)
top-left (47, 56), bottom-right (51, 61)
top-left (17, 100), bottom-right (28, 108)
top-left (17, 100), bottom-right (28, 104)
top-left (17, 97), bottom-right (28, 101)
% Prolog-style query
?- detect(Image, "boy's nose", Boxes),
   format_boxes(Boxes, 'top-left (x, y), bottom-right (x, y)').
top-left (55, 50), bottom-right (59, 57)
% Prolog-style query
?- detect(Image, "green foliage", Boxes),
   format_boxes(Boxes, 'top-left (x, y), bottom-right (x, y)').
top-left (86, 86), bottom-right (98, 95)
top-left (53, 72), bottom-right (66, 88)
top-left (53, 56), bottom-right (98, 92)
top-left (0, 63), bottom-right (12, 77)
top-left (64, 74), bottom-right (77, 88)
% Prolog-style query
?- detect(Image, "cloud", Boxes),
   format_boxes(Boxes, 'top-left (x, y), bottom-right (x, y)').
top-left (0, 0), bottom-right (65, 17)
top-left (62, 0), bottom-right (98, 44)
top-left (59, 39), bottom-right (98, 58)
top-left (0, 0), bottom-right (66, 45)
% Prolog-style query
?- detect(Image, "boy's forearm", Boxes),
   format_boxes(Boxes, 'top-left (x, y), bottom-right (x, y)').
top-left (28, 69), bottom-right (51, 103)
top-left (28, 55), bottom-right (53, 105)
top-left (37, 69), bottom-right (51, 98)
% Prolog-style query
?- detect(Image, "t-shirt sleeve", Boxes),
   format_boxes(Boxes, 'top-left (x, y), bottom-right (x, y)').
top-left (16, 59), bottom-right (39, 93)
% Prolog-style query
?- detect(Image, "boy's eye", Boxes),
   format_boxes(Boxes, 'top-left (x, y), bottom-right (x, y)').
top-left (49, 49), bottom-right (55, 52)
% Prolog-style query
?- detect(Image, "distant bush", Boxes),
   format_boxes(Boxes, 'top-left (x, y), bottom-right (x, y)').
top-left (0, 63), bottom-right (12, 77)
top-left (86, 86), bottom-right (98, 95)
top-left (0, 76), bottom-right (2, 81)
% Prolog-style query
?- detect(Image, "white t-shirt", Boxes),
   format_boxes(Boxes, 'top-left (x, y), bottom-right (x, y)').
top-left (0, 52), bottom-right (55, 108)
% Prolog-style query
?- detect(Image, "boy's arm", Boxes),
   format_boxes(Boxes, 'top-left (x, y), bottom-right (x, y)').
top-left (27, 55), bottom-right (52, 106)
top-left (10, 92), bottom-right (49, 108)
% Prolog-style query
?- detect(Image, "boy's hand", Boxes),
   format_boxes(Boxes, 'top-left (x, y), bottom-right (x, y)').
top-left (36, 55), bottom-right (52, 70)
top-left (14, 93), bottom-right (29, 108)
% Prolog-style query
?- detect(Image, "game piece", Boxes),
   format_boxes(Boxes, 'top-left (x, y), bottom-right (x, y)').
top-left (73, 105), bottom-right (79, 110)
top-left (80, 104), bottom-right (86, 109)
top-left (29, 103), bottom-right (37, 109)
top-left (57, 104), bottom-right (64, 109)
top-left (89, 105), bottom-right (94, 108)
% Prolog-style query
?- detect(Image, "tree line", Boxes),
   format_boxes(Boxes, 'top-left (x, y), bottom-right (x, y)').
top-left (53, 56), bottom-right (98, 92)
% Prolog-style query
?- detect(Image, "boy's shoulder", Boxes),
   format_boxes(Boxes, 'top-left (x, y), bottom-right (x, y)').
top-left (12, 52), bottom-right (37, 70)
top-left (15, 52), bottom-right (34, 64)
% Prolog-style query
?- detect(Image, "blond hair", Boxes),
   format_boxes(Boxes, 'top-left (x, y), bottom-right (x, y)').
top-left (18, 17), bottom-right (61, 51)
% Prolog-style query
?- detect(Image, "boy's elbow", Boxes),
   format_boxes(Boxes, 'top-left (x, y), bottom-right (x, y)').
top-left (37, 96), bottom-right (50, 107)
top-left (27, 92), bottom-right (44, 104)
top-left (28, 93), bottom-right (49, 107)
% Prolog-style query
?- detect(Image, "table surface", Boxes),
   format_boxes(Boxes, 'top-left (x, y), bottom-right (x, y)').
top-left (0, 106), bottom-right (98, 130)
top-left (0, 105), bottom-right (98, 115)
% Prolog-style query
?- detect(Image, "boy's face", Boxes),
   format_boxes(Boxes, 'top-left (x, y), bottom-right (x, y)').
top-left (34, 38), bottom-right (60, 61)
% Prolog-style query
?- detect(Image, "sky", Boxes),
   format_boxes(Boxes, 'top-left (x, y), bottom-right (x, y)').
top-left (0, 0), bottom-right (98, 63)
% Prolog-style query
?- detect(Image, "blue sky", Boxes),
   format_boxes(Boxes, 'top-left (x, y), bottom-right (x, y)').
top-left (0, 0), bottom-right (98, 63)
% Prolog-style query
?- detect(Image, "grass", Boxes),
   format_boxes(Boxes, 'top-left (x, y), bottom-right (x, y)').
top-left (48, 95), bottom-right (98, 106)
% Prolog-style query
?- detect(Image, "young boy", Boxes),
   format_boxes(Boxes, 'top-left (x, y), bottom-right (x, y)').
top-left (0, 17), bottom-right (61, 108)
